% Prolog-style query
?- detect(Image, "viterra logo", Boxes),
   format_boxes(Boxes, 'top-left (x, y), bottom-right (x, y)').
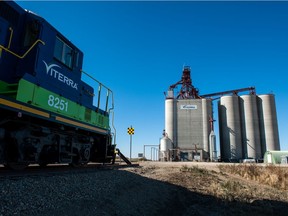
top-left (180, 104), bottom-right (197, 110)
top-left (43, 60), bottom-right (78, 90)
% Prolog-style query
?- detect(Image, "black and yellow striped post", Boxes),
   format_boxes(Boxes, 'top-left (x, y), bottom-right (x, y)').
top-left (127, 126), bottom-right (135, 160)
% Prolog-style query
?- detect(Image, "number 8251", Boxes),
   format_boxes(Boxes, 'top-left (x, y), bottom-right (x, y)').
top-left (48, 95), bottom-right (68, 112)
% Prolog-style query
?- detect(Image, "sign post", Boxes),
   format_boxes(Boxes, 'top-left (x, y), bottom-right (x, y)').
top-left (127, 126), bottom-right (135, 160)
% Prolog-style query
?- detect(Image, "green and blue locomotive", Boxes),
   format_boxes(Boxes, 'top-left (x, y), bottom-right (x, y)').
top-left (0, 1), bottom-right (115, 169)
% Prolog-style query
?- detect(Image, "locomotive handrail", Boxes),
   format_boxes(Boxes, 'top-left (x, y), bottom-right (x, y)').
top-left (81, 70), bottom-right (114, 111)
top-left (0, 39), bottom-right (45, 59)
top-left (81, 69), bottom-right (116, 144)
top-left (81, 70), bottom-right (113, 94)
top-left (81, 70), bottom-right (114, 112)
top-left (109, 93), bottom-right (116, 145)
top-left (8, 27), bottom-right (13, 49)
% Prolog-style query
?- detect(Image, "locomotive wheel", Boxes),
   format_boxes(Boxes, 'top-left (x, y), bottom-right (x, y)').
top-left (5, 162), bottom-right (29, 170)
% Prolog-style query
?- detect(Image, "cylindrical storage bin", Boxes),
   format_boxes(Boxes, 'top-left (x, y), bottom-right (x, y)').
top-left (240, 95), bottom-right (262, 159)
top-left (160, 136), bottom-right (172, 152)
top-left (257, 94), bottom-right (280, 152)
top-left (165, 98), bottom-right (176, 146)
top-left (202, 98), bottom-right (211, 153)
top-left (218, 95), bottom-right (243, 161)
top-left (160, 137), bottom-right (172, 161)
top-left (209, 130), bottom-right (217, 161)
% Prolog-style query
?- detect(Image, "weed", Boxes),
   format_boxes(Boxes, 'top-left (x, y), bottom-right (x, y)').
top-left (180, 165), bottom-right (208, 175)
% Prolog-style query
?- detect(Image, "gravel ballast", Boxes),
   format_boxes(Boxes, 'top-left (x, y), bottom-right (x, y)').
top-left (0, 169), bottom-right (192, 216)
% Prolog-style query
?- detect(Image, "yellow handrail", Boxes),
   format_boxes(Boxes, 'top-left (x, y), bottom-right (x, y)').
top-left (0, 39), bottom-right (45, 59)
top-left (8, 27), bottom-right (13, 48)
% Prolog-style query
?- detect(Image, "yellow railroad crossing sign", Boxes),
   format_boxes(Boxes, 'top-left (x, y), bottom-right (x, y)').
top-left (127, 127), bottom-right (134, 135)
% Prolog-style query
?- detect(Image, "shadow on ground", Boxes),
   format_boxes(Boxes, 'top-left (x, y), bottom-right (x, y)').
top-left (5, 168), bottom-right (288, 216)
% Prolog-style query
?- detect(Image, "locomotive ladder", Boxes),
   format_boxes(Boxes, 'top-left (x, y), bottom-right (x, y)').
top-left (115, 148), bottom-right (132, 165)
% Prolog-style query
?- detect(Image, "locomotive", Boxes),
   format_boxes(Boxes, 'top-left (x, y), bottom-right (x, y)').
top-left (0, 1), bottom-right (116, 169)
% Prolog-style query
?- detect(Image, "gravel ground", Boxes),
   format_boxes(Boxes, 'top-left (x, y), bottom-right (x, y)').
top-left (1, 162), bottom-right (288, 216)
top-left (0, 168), bottom-right (190, 216)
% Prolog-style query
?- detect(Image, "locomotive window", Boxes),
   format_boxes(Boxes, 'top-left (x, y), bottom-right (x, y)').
top-left (54, 37), bottom-right (74, 68)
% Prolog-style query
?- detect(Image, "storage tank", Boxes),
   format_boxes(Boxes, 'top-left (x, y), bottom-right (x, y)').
top-left (257, 94), bottom-right (280, 152)
top-left (239, 95), bottom-right (262, 159)
top-left (218, 95), bottom-right (243, 161)
top-left (202, 99), bottom-right (211, 153)
top-left (160, 136), bottom-right (173, 161)
top-left (209, 130), bottom-right (217, 161)
top-left (165, 98), bottom-right (177, 146)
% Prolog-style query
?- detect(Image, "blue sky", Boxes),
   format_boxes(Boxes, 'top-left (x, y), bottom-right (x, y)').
top-left (17, 1), bottom-right (288, 159)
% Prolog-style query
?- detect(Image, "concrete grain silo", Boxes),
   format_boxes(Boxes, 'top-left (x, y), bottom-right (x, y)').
top-left (218, 93), bottom-right (280, 161)
top-left (202, 99), bottom-right (211, 153)
top-left (165, 94), bottom-right (177, 145)
top-left (239, 95), bottom-right (262, 159)
top-left (218, 95), bottom-right (243, 161)
top-left (257, 94), bottom-right (280, 151)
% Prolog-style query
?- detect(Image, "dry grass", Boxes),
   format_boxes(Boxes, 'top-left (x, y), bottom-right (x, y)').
top-left (128, 162), bottom-right (288, 207)
top-left (218, 164), bottom-right (288, 190)
top-left (177, 164), bottom-right (288, 203)
top-left (180, 165), bottom-right (253, 201)
top-left (180, 165), bottom-right (209, 175)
